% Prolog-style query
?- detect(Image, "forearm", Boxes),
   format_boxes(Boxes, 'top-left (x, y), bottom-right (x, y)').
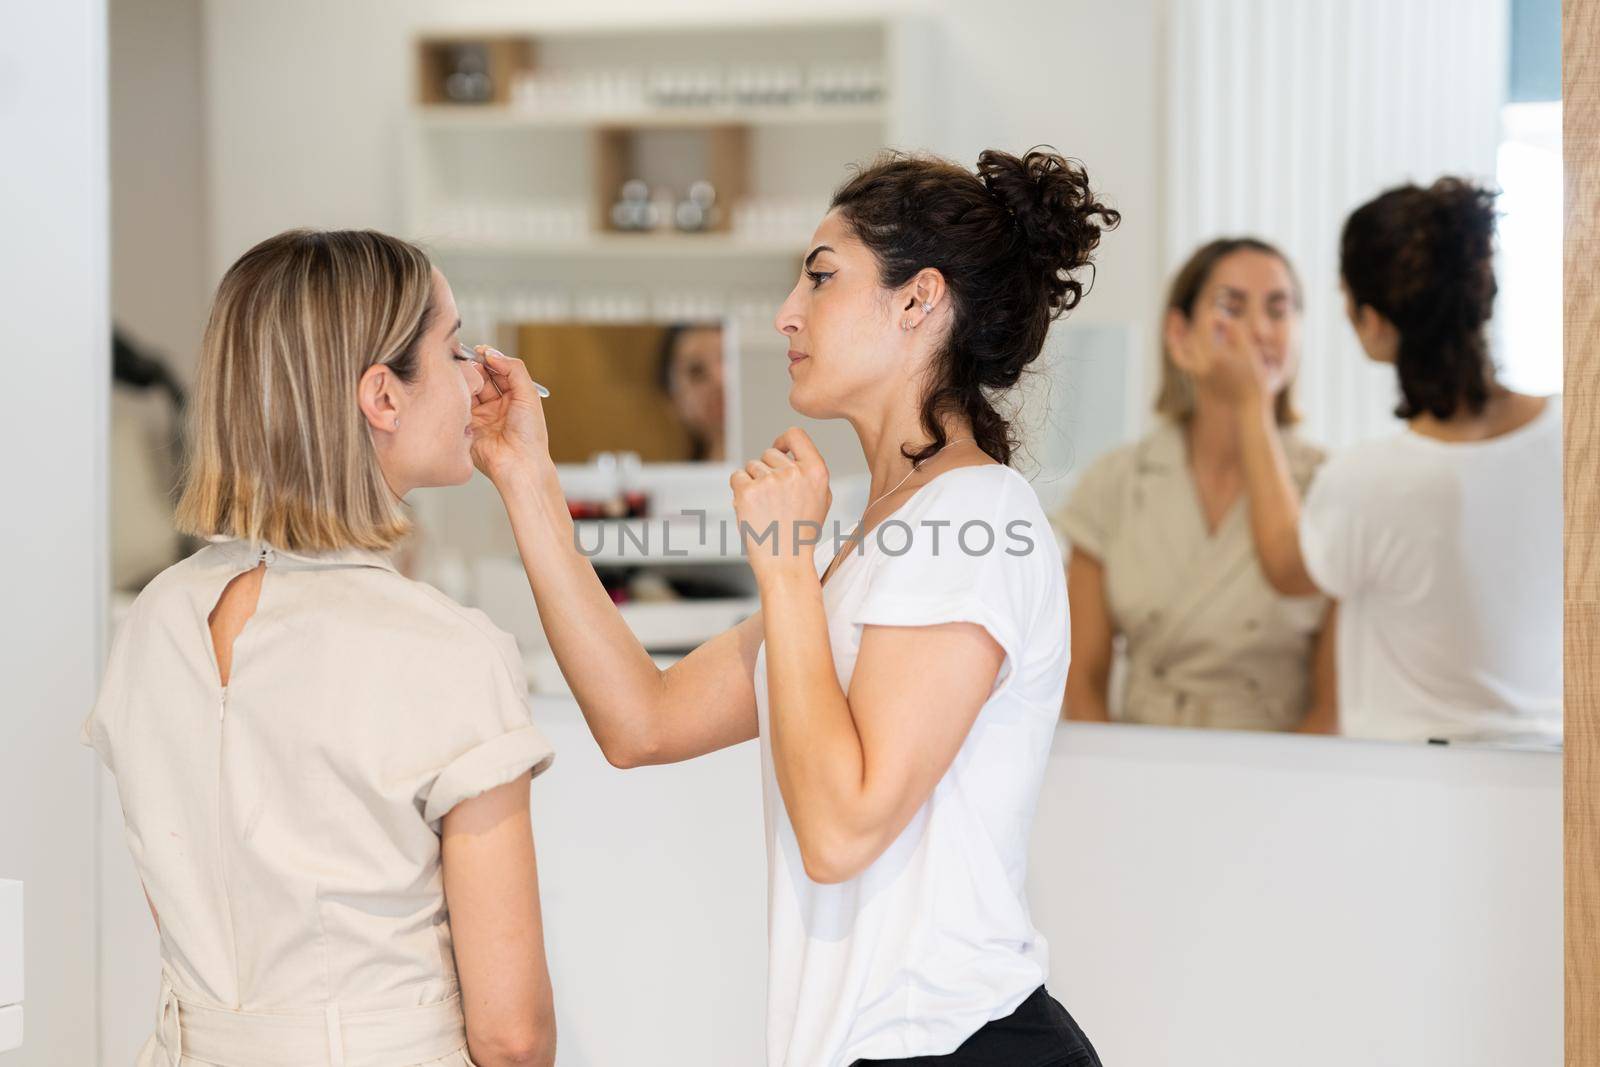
top-left (758, 566), bottom-right (873, 875)
top-left (1063, 669), bottom-right (1112, 722)
top-left (494, 462), bottom-right (666, 761)
top-left (1234, 403), bottom-right (1317, 595)
top-left (1297, 700), bottom-right (1338, 734)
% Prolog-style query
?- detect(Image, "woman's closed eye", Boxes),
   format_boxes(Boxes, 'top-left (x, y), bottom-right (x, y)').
top-left (806, 269), bottom-right (834, 289)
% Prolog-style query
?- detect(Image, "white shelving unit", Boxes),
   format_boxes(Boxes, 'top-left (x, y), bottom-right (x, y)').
top-left (425, 233), bottom-right (809, 260)
top-left (403, 18), bottom-right (931, 673)
top-left (414, 102), bottom-right (889, 131)
top-left (401, 17), bottom-right (924, 374)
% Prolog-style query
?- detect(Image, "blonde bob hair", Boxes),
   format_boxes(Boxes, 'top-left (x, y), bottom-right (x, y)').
top-left (175, 229), bottom-right (437, 553)
top-left (1155, 236), bottom-right (1302, 426)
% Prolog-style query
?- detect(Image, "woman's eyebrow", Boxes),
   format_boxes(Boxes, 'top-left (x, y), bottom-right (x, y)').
top-left (450, 317), bottom-right (463, 335)
top-left (804, 245), bottom-right (835, 269)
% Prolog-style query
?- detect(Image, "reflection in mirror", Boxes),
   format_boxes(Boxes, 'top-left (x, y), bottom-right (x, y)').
top-left (1057, 0), bottom-right (1563, 749)
top-left (1058, 240), bottom-right (1337, 736)
top-left (512, 320), bottom-right (729, 465)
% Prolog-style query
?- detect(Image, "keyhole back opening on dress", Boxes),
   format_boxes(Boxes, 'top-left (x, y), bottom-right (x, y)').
top-left (208, 562), bottom-right (266, 688)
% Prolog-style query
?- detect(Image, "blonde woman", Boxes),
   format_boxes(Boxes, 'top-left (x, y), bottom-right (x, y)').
top-left (82, 230), bottom-right (557, 1066)
top-left (1056, 238), bottom-right (1337, 732)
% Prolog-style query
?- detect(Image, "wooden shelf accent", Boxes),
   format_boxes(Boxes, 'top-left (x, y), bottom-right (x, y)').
top-left (415, 34), bottom-right (534, 106)
top-left (594, 124), bottom-right (748, 235)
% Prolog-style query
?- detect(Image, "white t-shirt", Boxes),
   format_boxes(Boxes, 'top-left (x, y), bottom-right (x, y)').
top-left (1299, 396), bottom-right (1563, 744)
top-left (753, 465), bottom-right (1070, 1066)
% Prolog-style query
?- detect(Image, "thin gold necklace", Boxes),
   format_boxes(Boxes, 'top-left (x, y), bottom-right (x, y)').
top-left (823, 437), bottom-right (977, 587)
top-left (863, 437), bottom-right (976, 515)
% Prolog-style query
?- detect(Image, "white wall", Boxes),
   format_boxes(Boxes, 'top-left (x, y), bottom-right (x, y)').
top-left (0, 1), bottom-right (109, 1063)
top-left (1166, 0), bottom-right (1509, 449)
top-left (111, 0), bottom-right (210, 380)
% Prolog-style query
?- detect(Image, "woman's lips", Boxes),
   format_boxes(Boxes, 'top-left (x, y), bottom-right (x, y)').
top-left (787, 350), bottom-right (809, 374)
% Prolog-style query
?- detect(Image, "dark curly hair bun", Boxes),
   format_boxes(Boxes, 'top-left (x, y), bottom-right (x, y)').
top-left (977, 148), bottom-right (1121, 314)
top-left (1341, 177), bottom-right (1499, 420)
top-left (831, 147), bottom-right (1120, 465)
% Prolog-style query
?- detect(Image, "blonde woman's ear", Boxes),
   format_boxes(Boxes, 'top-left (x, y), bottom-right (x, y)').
top-left (357, 362), bottom-right (400, 433)
top-left (1163, 308), bottom-right (1197, 372)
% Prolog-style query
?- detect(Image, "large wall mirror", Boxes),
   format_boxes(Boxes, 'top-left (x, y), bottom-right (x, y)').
top-left (1055, 0), bottom-right (1563, 749)
top-left (105, 1), bottom-right (1563, 744)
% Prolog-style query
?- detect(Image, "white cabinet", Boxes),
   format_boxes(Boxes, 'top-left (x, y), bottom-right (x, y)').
top-left (0, 880), bottom-right (21, 1052)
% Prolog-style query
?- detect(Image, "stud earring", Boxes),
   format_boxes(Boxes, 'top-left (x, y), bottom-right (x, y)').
top-left (922, 302), bottom-right (933, 312)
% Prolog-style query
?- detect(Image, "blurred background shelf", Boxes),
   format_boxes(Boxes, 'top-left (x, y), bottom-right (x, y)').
top-left (425, 233), bottom-right (806, 259)
top-left (414, 103), bottom-right (888, 130)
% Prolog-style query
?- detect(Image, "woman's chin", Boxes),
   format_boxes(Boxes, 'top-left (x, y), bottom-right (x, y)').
top-left (424, 453), bottom-right (478, 489)
top-left (786, 383), bottom-right (831, 420)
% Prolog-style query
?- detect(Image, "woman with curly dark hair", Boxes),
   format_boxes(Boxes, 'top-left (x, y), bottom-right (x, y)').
top-left (470, 148), bottom-right (1117, 1065)
top-left (1200, 178), bottom-right (1561, 744)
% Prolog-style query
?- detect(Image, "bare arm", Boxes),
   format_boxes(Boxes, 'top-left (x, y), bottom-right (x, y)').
top-left (443, 773), bottom-right (555, 1067)
top-left (1063, 548), bottom-right (1114, 722)
top-left (1297, 602), bottom-right (1339, 735)
top-left (1235, 400), bottom-right (1320, 596)
top-left (732, 429), bottom-right (1005, 884)
top-left (760, 568), bottom-right (1003, 884)
top-left (1176, 316), bottom-right (1321, 596)
top-left (472, 350), bottom-right (759, 768)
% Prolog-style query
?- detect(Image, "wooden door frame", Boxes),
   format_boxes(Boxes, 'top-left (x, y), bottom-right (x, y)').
top-left (1568, 1), bottom-right (1599, 1062)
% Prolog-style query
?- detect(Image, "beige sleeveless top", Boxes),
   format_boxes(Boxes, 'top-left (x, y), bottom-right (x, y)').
top-left (1054, 422), bottom-right (1329, 731)
top-left (82, 538), bottom-right (554, 1016)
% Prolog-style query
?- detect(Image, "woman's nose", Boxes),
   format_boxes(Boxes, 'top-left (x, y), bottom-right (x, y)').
top-left (1250, 311), bottom-right (1275, 342)
top-left (774, 291), bottom-right (803, 336)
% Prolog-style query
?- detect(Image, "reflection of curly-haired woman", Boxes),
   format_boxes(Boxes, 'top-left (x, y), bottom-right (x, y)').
top-left (655, 323), bottom-right (727, 462)
top-left (1199, 178), bottom-right (1562, 744)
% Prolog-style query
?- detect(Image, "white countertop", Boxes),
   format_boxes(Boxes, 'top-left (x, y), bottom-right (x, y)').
top-left (522, 696), bottom-right (1559, 1067)
top-left (0, 879), bottom-right (21, 1053)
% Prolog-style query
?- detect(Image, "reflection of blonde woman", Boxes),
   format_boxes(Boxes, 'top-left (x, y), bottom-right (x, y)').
top-left (83, 231), bottom-right (557, 1066)
top-left (1056, 238), bottom-right (1337, 732)
top-left (656, 323), bottom-right (727, 461)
